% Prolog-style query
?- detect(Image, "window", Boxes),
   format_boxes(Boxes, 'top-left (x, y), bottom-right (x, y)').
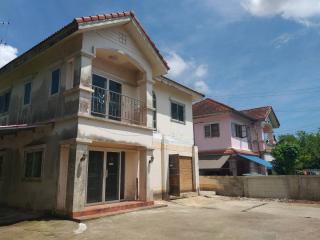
top-left (171, 101), bottom-right (185, 123)
top-left (24, 82), bottom-right (32, 105)
top-left (204, 123), bottom-right (220, 138)
top-left (232, 123), bottom-right (247, 138)
top-left (51, 69), bottom-right (60, 95)
top-left (66, 59), bottom-right (74, 90)
top-left (24, 150), bottom-right (43, 179)
top-left (0, 155), bottom-right (3, 178)
top-left (152, 91), bottom-right (157, 129)
top-left (0, 90), bottom-right (11, 113)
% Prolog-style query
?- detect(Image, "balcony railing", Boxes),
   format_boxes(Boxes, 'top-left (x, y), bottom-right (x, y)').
top-left (91, 85), bottom-right (147, 126)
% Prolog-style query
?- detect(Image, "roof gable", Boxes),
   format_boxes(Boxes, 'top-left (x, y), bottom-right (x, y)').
top-left (0, 11), bottom-right (169, 76)
top-left (192, 98), bottom-right (237, 117)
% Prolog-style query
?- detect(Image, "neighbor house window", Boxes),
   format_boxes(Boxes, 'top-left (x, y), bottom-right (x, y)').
top-left (152, 91), bottom-right (157, 129)
top-left (50, 69), bottom-right (60, 95)
top-left (171, 101), bottom-right (185, 123)
top-left (24, 82), bottom-right (32, 105)
top-left (24, 149), bottom-right (44, 179)
top-left (204, 123), bottom-right (220, 138)
top-left (232, 123), bottom-right (247, 138)
top-left (0, 155), bottom-right (3, 178)
top-left (0, 90), bottom-right (11, 113)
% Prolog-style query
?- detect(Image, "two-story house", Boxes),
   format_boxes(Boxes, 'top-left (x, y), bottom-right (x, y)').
top-left (193, 98), bottom-right (280, 176)
top-left (0, 11), bottom-right (203, 219)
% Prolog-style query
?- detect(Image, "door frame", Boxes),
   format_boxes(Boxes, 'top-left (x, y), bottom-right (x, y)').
top-left (85, 149), bottom-right (123, 206)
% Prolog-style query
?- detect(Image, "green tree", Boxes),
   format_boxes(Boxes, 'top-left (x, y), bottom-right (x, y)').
top-left (272, 143), bottom-right (299, 175)
top-left (276, 130), bottom-right (320, 170)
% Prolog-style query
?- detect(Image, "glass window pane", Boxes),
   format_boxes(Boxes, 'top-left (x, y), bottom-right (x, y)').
top-left (51, 69), bottom-right (60, 95)
top-left (33, 151), bottom-right (43, 178)
top-left (25, 153), bottom-right (33, 178)
top-left (171, 102), bottom-right (178, 120)
top-left (211, 124), bottom-right (220, 137)
top-left (24, 82), bottom-right (32, 105)
top-left (204, 125), bottom-right (211, 137)
top-left (178, 105), bottom-right (184, 122)
top-left (4, 91), bottom-right (11, 112)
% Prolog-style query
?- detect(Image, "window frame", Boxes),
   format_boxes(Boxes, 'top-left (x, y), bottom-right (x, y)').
top-left (0, 89), bottom-right (11, 114)
top-left (23, 81), bottom-right (32, 105)
top-left (204, 123), bottom-right (220, 138)
top-left (232, 122), bottom-right (248, 139)
top-left (152, 91), bottom-right (157, 130)
top-left (50, 68), bottom-right (61, 96)
top-left (23, 145), bottom-right (46, 181)
top-left (170, 100), bottom-right (185, 124)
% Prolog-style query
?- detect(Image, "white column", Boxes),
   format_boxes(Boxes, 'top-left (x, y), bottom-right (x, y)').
top-left (192, 145), bottom-right (200, 194)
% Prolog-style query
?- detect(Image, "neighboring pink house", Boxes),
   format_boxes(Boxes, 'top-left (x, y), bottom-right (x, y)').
top-left (193, 98), bottom-right (280, 176)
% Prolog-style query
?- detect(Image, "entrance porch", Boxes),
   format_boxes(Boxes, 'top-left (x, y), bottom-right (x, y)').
top-left (56, 141), bottom-right (153, 219)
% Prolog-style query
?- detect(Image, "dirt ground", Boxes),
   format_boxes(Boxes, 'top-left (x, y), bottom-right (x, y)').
top-left (1, 195), bottom-right (320, 240)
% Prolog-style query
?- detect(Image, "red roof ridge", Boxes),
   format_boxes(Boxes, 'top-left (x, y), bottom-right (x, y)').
top-left (240, 106), bottom-right (272, 112)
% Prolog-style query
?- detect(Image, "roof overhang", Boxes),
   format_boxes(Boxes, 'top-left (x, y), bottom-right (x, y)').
top-left (155, 76), bottom-right (204, 100)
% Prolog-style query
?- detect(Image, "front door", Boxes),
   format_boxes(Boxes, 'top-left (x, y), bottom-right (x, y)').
top-left (105, 152), bottom-right (120, 201)
top-left (87, 151), bottom-right (104, 204)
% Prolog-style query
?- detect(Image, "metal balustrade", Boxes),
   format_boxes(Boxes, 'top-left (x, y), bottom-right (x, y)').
top-left (91, 85), bottom-right (147, 126)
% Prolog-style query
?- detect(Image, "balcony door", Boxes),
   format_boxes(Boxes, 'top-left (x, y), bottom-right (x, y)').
top-left (108, 80), bottom-right (122, 121)
top-left (91, 74), bottom-right (122, 121)
top-left (91, 75), bottom-right (107, 117)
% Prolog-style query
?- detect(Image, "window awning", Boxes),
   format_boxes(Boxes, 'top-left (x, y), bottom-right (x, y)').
top-left (199, 155), bottom-right (230, 169)
top-left (238, 154), bottom-right (273, 170)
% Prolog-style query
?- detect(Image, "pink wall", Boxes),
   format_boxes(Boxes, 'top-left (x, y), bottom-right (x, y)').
top-left (194, 112), bottom-right (270, 153)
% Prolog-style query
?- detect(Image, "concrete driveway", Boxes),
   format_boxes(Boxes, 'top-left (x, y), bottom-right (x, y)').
top-left (1, 196), bottom-right (320, 240)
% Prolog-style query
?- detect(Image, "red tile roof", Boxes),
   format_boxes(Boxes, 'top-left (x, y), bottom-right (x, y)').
top-left (240, 106), bottom-right (272, 120)
top-left (0, 11), bottom-right (169, 74)
top-left (193, 98), bottom-right (254, 120)
top-left (193, 98), bottom-right (236, 117)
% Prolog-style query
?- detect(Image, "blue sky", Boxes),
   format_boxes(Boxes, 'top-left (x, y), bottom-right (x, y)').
top-left (1, 0), bottom-right (320, 135)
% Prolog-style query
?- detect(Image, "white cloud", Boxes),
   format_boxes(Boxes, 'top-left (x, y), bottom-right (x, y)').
top-left (0, 44), bottom-right (18, 68)
top-left (194, 79), bottom-right (209, 93)
top-left (165, 51), bottom-right (188, 78)
top-left (166, 51), bottom-right (210, 94)
top-left (242, 0), bottom-right (320, 26)
top-left (195, 64), bottom-right (208, 78)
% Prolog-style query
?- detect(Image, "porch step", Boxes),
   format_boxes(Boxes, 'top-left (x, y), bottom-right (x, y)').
top-left (72, 201), bottom-right (155, 221)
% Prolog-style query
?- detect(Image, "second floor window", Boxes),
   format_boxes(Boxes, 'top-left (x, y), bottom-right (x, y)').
top-left (204, 123), bottom-right (220, 138)
top-left (232, 123), bottom-right (247, 138)
top-left (24, 82), bottom-right (32, 105)
top-left (24, 149), bottom-right (44, 179)
top-left (0, 90), bottom-right (11, 113)
top-left (171, 101), bottom-right (185, 123)
top-left (152, 91), bottom-right (157, 129)
top-left (51, 69), bottom-right (60, 95)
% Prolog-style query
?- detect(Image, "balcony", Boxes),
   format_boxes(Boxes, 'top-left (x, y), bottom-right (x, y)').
top-left (91, 85), bottom-right (147, 126)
